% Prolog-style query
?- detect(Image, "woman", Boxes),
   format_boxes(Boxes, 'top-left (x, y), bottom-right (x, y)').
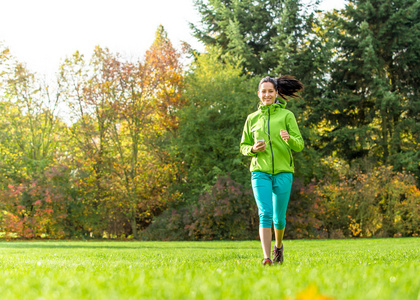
top-left (240, 75), bottom-right (304, 265)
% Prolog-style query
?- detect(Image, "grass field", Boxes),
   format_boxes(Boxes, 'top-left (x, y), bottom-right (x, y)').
top-left (0, 238), bottom-right (419, 299)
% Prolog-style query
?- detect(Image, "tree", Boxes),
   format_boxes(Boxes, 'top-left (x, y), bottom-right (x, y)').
top-left (0, 45), bottom-right (71, 238)
top-left (172, 47), bottom-right (259, 200)
top-left (319, 0), bottom-right (419, 178)
top-left (0, 46), bottom-right (66, 182)
top-left (59, 26), bottom-right (185, 238)
top-left (0, 47), bottom-right (67, 181)
top-left (190, 0), bottom-right (333, 182)
top-left (59, 48), bottom-right (114, 236)
top-left (105, 26), bottom-right (185, 238)
top-left (191, 0), bottom-right (313, 75)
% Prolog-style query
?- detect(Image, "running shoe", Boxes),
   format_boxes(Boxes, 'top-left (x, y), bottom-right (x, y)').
top-left (261, 258), bottom-right (272, 266)
top-left (272, 244), bottom-right (284, 264)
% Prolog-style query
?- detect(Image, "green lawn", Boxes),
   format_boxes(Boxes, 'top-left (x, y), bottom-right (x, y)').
top-left (0, 238), bottom-right (419, 299)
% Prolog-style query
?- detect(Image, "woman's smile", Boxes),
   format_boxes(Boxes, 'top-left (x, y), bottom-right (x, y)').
top-left (258, 82), bottom-right (277, 105)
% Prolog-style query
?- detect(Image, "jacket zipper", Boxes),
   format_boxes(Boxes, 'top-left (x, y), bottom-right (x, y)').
top-left (288, 148), bottom-right (293, 167)
top-left (268, 108), bottom-right (275, 174)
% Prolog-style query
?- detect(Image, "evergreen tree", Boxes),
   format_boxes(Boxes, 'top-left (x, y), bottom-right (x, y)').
top-left (190, 0), bottom-right (330, 182)
top-left (320, 0), bottom-right (419, 178)
top-left (191, 0), bottom-right (313, 75)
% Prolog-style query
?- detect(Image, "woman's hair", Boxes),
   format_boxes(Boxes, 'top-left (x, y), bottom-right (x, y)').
top-left (258, 75), bottom-right (304, 101)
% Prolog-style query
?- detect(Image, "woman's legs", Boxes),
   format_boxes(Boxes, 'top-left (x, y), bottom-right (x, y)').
top-left (251, 172), bottom-right (274, 259)
top-left (259, 227), bottom-right (272, 258)
top-left (272, 173), bottom-right (293, 249)
top-left (252, 172), bottom-right (293, 260)
top-left (274, 227), bottom-right (285, 248)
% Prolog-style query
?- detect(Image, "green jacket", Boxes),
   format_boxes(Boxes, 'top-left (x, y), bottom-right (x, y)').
top-left (240, 100), bottom-right (304, 174)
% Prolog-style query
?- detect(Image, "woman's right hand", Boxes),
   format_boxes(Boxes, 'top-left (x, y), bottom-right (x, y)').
top-left (252, 141), bottom-right (266, 153)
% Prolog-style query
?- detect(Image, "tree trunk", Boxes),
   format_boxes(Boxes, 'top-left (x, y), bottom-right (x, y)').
top-left (381, 110), bottom-right (389, 161)
top-left (131, 218), bottom-right (138, 239)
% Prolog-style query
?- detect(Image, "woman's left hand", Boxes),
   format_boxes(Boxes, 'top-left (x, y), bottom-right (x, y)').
top-left (280, 130), bottom-right (290, 142)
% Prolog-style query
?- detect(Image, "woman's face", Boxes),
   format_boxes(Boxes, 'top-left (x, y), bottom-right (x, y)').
top-left (258, 82), bottom-right (277, 105)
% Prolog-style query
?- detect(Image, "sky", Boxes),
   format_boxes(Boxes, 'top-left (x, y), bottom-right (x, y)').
top-left (0, 0), bottom-right (346, 78)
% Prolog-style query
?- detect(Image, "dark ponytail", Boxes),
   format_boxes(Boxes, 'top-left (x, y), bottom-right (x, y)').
top-left (258, 75), bottom-right (304, 101)
top-left (275, 75), bottom-right (304, 101)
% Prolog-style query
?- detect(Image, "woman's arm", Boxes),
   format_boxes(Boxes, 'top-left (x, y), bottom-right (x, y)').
top-left (240, 117), bottom-right (258, 156)
top-left (285, 113), bottom-right (304, 152)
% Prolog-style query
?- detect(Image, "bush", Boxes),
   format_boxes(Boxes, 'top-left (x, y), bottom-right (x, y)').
top-left (185, 175), bottom-right (258, 240)
top-left (144, 165), bottom-right (420, 241)
top-left (301, 165), bottom-right (420, 238)
top-left (140, 206), bottom-right (194, 241)
top-left (0, 165), bottom-right (71, 238)
top-left (142, 175), bottom-right (258, 241)
top-left (284, 177), bottom-right (323, 239)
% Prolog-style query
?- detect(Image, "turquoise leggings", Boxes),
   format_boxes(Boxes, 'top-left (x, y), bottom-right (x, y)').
top-left (251, 171), bottom-right (293, 230)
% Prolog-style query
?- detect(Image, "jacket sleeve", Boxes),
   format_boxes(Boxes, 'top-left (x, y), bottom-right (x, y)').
top-left (240, 116), bottom-right (257, 157)
top-left (286, 112), bottom-right (304, 152)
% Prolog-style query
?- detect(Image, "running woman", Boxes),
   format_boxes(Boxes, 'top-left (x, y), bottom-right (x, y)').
top-left (240, 75), bottom-right (304, 265)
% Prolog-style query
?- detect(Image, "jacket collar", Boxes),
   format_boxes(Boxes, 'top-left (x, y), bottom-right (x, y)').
top-left (259, 99), bottom-right (287, 112)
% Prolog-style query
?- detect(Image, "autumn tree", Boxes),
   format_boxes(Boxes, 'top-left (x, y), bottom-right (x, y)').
top-left (105, 26), bottom-right (185, 238)
top-left (0, 44), bottom-right (71, 238)
top-left (59, 26), bottom-right (184, 238)
top-left (0, 43), bottom-right (65, 181)
top-left (144, 26), bottom-right (185, 131)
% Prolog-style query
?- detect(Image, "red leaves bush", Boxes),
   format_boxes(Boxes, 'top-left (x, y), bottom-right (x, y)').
top-left (143, 175), bottom-right (258, 240)
top-left (1, 165), bottom-right (70, 238)
top-left (185, 175), bottom-right (258, 240)
top-left (2, 164), bottom-right (418, 240)
top-left (285, 177), bottom-right (323, 239)
top-left (145, 166), bottom-right (419, 240)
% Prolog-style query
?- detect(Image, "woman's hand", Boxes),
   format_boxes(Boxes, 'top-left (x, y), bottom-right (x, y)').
top-left (280, 130), bottom-right (290, 142)
top-left (252, 140), bottom-right (266, 153)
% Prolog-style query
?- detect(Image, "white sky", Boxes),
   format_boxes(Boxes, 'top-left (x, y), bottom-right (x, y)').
top-left (0, 0), bottom-right (346, 78)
